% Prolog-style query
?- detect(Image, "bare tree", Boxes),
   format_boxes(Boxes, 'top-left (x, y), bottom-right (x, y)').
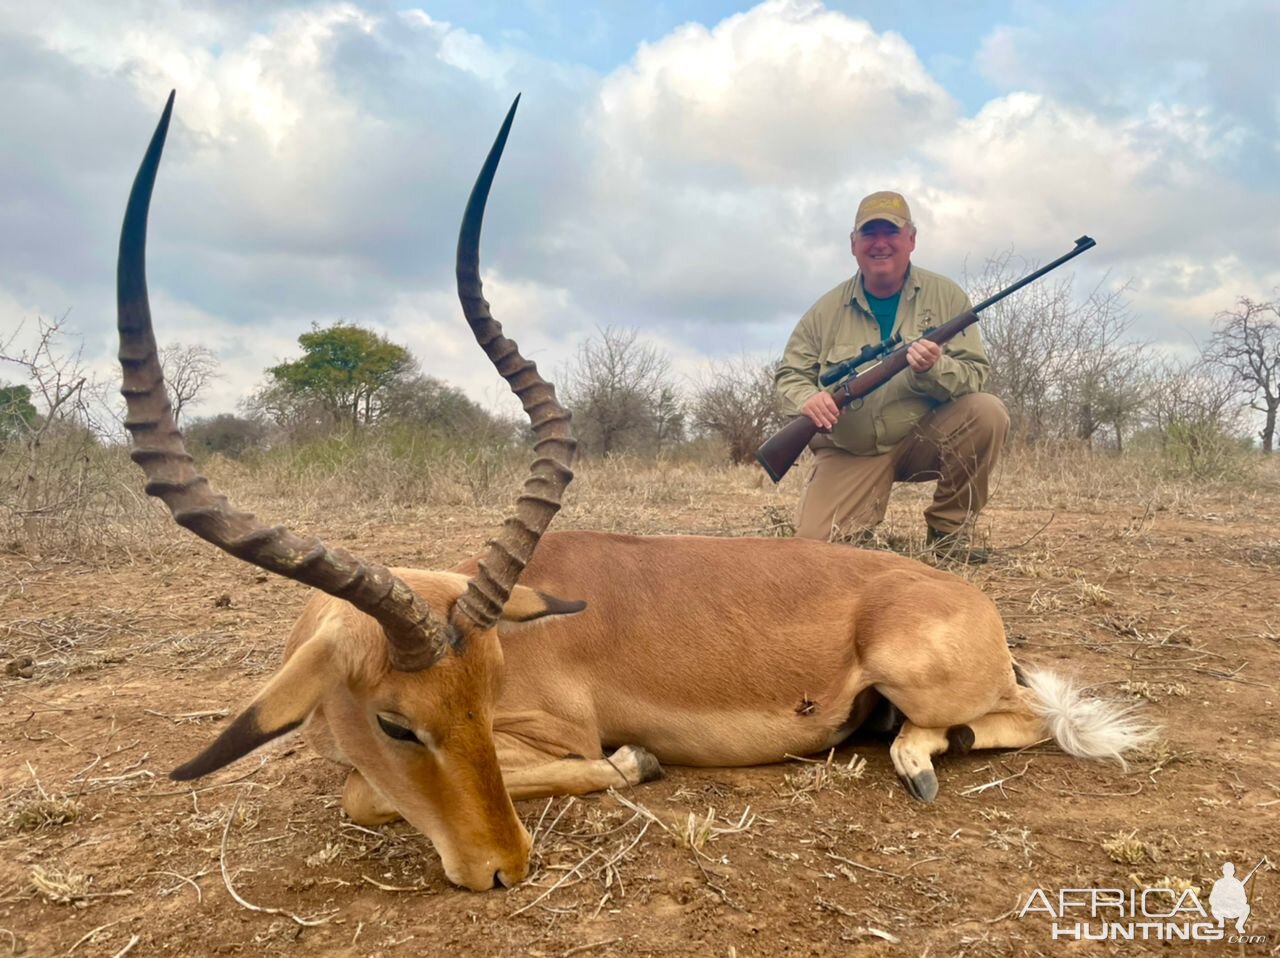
top-left (1142, 353), bottom-right (1249, 475)
top-left (971, 252), bottom-right (1147, 449)
top-left (1145, 353), bottom-right (1244, 446)
top-left (693, 356), bottom-right (782, 464)
top-left (1206, 297), bottom-right (1280, 452)
top-left (967, 250), bottom-right (1076, 444)
top-left (559, 327), bottom-right (685, 456)
top-left (1061, 283), bottom-right (1146, 450)
top-left (0, 315), bottom-right (107, 547)
top-left (159, 342), bottom-right (219, 427)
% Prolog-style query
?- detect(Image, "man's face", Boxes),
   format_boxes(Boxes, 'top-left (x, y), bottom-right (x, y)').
top-left (851, 220), bottom-right (916, 290)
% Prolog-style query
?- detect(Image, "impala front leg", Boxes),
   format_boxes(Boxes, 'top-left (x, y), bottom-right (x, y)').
top-left (502, 745), bottom-right (663, 802)
top-left (342, 768), bottom-right (400, 826)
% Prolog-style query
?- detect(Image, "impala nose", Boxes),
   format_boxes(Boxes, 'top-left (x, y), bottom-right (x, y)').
top-left (496, 858), bottom-right (528, 889)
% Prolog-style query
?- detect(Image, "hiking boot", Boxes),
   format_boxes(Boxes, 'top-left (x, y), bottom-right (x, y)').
top-left (834, 528), bottom-right (885, 551)
top-left (926, 526), bottom-right (991, 564)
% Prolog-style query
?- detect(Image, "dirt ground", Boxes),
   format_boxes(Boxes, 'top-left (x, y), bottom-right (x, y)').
top-left (1, 456), bottom-right (1277, 957)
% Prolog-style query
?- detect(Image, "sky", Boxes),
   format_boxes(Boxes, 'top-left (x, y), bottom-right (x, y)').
top-left (1, 0), bottom-right (1278, 421)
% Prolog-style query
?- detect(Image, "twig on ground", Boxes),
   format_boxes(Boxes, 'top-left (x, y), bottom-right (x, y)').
top-left (361, 875), bottom-right (432, 893)
top-left (824, 852), bottom-right (904, 881)
top-left (144, 756), bottom-right (272, 798)
top-left (219, 788), bottom-right (338, 927)
top-left (139, 870), bottom-right (208, 903)
top-left (510, 849), bottom-right (601, 918)
top-left (959, 761), bottom-right (1032, 797)
top-left (560, 938), bottom-right (624, 957)
top-left (63, 919), bottom-right (130, 956)
top-left (143, 708), bottom-right (229, 724)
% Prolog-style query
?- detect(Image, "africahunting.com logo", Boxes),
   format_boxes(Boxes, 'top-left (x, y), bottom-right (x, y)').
top-left (1017, 857), bottom-right (1270, 944)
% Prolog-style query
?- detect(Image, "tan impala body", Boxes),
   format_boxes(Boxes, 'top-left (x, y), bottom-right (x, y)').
top-left (117, 95), bottom-right (1152, 893)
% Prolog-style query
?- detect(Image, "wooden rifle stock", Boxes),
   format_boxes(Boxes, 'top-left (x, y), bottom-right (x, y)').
top-left (756, 235), bottom-right (1096, 483)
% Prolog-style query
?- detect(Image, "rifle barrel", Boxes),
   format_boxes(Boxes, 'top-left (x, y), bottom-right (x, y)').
top-left (971, 235), bottom-right (1095, 314)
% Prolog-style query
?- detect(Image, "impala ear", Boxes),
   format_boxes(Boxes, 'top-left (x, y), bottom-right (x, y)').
top-left (499, 586), bottom-right (587, 624)
top-left (170, 635), bottom-right (342, 781)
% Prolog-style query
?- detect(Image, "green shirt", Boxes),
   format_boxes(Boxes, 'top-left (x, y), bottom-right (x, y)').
top-left (865, 289), bottom-right (901, 341)
top-left (776, 265), bottom-right (990, 456)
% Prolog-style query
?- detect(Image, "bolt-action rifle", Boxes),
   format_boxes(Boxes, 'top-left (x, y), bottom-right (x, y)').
top-left (756, 235), bottom-right (1097, 483)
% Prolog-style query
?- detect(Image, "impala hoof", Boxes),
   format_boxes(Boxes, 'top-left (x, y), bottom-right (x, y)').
top-left (611, 745), bottom-right (664, 785)
top-left (903, 769), bottom-right (938, 803)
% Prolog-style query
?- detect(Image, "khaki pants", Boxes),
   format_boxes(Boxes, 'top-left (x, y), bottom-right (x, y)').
top-left (796, 393), bottom-right (1009, 541)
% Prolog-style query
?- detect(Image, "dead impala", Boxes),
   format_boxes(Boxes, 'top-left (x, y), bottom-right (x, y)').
top-left (118, 95), bottom-right (1154, 892)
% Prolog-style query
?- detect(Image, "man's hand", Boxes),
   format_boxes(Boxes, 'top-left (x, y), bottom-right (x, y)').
top-left (801, 391), bottom-right (840, 430)
top-left (907, 338), bottom-right (942, 373)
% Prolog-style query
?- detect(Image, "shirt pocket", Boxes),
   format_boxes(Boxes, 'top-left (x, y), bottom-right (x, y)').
top-left (821, 342), bottom-right (868, 379)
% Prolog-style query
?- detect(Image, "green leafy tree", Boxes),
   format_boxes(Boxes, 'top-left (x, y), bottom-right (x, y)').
top-left (265, 323), bottom-right (416, 429)
top-left (0, 382), bottom-right (37, 446)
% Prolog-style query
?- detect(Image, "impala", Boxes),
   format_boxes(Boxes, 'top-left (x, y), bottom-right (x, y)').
top-left (118, 95), bottom-right (1153, 892)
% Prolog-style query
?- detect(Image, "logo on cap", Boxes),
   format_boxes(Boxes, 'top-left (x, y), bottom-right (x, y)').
top-left (855, 191), bottom-right (913, 231)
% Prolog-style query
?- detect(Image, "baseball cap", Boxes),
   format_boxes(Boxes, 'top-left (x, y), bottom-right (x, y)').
top-left (854, 191), bottom-right (913, 232)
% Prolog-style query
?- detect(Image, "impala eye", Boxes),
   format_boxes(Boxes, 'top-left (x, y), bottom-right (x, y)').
top-left (377, 715), bottom-right (420, 744)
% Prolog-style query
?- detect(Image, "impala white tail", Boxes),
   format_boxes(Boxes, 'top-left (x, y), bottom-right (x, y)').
top-left (1023, 669), bottom-right (1159, 769)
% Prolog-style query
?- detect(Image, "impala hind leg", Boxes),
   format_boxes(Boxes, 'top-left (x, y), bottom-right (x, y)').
top-left (890, 709), bottom-right (1046, 802)
top-left (502, 745), bottom-right (663, 802)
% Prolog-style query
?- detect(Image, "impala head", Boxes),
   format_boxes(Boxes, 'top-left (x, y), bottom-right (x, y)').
top-left (117, 93), bottom-right (576, 890)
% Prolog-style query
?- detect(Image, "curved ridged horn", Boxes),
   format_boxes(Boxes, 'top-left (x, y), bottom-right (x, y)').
top-left (117, 92), bottom-right (452, 672)
top-left (453, 96), bottom-right (577, 631)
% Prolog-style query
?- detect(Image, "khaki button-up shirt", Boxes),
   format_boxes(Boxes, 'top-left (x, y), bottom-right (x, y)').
top-left (776, 265), bottom-right (990, 455)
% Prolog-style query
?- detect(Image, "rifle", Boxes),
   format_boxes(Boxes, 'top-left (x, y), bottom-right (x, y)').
top-left (756, 235), bottom-right (1097, 483)
top-left (1240, 857), bottom-right (1268, 885)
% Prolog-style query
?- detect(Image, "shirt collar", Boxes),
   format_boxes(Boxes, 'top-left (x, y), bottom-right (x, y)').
top-left (850, 264), bottom-right (919, 311)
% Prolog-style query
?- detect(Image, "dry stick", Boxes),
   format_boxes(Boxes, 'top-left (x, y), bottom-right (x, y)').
top-left (824, 852), bottom-right (904, 881)
top-left (63, 919), bottom-right (129, 956)
top-left (528, 797), bottom-right (556, 847)
top-left (560, 938), bottom-right (623, 957)
top-left (1001, 513), bottom-right (1057, 553)
top-left (958, 761), bottom-right (1032, 797)
top-left (595, 819), bottom-right (652, 876)
top-left (510, 849), bottom-right (602, 918)
top-left (13, 691), bottom-right (77, 712)
top-left (144, 756), bottom-right (271, 798)
top-left (361, 875), bottom-right (431, 893)
top-left (140, 869), bottom-right (208, 903)
top-left (608, 789), bottom-right (741, 909)
top-left (111, 937), bottom-right (140, 958)
top-left (219, 788), bottom-right (337, 927)
top-left (143, 708), bottom-right (229, 723)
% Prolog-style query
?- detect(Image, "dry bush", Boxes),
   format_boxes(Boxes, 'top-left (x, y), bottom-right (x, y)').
top-left (241, 429), bottom-right (529, 512)
top-left (0, 433), bottom-right (173, 558)
top-left (992, 443), bottom-right (1269, 515)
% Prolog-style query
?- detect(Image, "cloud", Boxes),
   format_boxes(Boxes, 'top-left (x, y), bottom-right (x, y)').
top-left (1, 0), bottom-right (1276, 422)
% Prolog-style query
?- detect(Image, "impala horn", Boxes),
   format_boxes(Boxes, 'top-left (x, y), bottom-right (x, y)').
top-left (452, 95), bottom-right (577, 631)
top-left (116, 91), bottom-right (451, 672)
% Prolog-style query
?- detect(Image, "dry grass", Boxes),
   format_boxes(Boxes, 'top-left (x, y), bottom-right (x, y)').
top-left (1101, 831), bottom-right (1157, 866)
top-left (782, 751), bottom-right (868, 805)
top-left (2, 438), bottom-right (1278, 955)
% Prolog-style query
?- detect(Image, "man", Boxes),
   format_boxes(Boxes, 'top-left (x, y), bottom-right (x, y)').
top-left (775, 190), bottom-right (1008, 561)
top-left (1209, 862), bottom-right (1252, 934)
